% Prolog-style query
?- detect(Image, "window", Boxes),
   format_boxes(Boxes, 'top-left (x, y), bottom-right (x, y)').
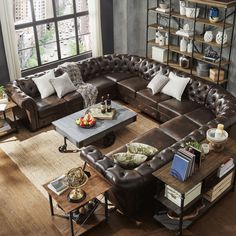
top-left (13, 0), bottom-right (91, 71)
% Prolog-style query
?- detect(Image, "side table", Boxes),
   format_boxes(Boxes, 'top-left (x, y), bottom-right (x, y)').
top-left (0, 101), bottom-right (18, 137)
top-left (43, 166), bottom-right (111, 236)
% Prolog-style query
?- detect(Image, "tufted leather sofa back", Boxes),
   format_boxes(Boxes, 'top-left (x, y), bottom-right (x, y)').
top-left (16, 72), bottom-right (50, 98)
top-left (79, 58), bottom-right (101, 81)
top-left (137, 58), bottom-right (162, 81)
top-left (183, 77), bottom-right (213, 105)
top-left (205, 86), bottom-right (236, 128)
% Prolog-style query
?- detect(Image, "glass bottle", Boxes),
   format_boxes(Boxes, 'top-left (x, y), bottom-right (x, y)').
top-left (106, 94), bottom-right (111, 112)
top-left (101, 96), bottom-right (106, 114)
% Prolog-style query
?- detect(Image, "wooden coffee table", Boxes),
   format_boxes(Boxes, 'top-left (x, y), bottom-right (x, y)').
top-left (43, 166), bottom-right (111, 236)
top-left (52, 101), bottom-right (137, 152)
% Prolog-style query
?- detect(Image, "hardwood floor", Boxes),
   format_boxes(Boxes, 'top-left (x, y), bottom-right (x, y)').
top-left (1, 107), bottom-right (236, 236)
top-left (1, 145), bottom-right (236, 236)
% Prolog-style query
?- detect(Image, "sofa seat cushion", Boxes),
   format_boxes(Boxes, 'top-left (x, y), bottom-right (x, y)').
top-left (184, 107), bottom-right (215, 126)
top-left (136, 88), bottom-right (171, 109)
top-left (105, 72), bottom-right (135, 82)
top-left (159, 115), bottom-right (200, 141)
top-left (117, 77), bottom-right (148, 99)
top-left (63, 91), bottom-right (84, 112)
top-left (158, 98), bottom-right (202, 119)
top-left (35, 95), bottom-right (67, 118)
top-left (87, 76), bottom-right (117, 100)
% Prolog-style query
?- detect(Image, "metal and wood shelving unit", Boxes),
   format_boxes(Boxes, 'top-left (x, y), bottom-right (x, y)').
top-left (146, 0), bottom-right (236, 85)
top-left (152, 138), bottom-right (236, 235)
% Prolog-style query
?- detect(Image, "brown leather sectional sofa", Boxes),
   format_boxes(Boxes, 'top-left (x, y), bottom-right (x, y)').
top-left (6, 54), bottom-right (236, 217)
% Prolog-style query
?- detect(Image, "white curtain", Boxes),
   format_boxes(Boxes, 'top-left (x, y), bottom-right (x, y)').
top-left (0, 0), bottom-right (21, 81)
top-left (88, 0), bottom-right (103, 57)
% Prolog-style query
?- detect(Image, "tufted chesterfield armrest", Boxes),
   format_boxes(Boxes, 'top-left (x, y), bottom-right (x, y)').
top-left (5, 83), bottom-right (38, 129)
top-left (81, 145), bottom-right (155, 189)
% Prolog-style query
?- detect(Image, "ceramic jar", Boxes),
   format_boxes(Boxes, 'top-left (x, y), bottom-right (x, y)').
top-left (187, 40), bottom-right (193, 53)
top-left (179, 0), bottom-right (186, 15)
top-left (159, 34), bottom-right (165, 46)
top-left (209, 7), bottom-right (220, 23)
top-left (216, 31), bottom-right (228, 45)
top-left (179, 55), bottom-right (190, 68)
top-left (204, 31), bottom-right (214, 43)
top-left (180, 37), bottom-right (187, 52)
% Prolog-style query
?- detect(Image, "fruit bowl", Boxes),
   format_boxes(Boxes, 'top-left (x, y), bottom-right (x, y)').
top-left (76, 113), bottom-right (96, 128)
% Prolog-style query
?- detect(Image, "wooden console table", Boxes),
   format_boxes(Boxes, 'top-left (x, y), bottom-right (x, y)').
top-left (43, 166), bottom-right (111, 236)
top-left (153, 138), bottom-right (236, 235)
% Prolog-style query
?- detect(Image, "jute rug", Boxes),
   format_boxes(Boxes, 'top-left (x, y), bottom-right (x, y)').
top-left (0, 105), bottom-right (157, 198)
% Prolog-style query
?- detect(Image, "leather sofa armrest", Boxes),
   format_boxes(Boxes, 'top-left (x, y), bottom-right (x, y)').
top-left (5, 83), bottom-right (37, 109)
top-left (5, 83), bottom-right (39, 130)
top-left (80, 145), bottom-right (146, 189)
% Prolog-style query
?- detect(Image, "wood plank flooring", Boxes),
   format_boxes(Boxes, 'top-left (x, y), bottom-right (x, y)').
top-left (1, 105), bottom-right (236, 236)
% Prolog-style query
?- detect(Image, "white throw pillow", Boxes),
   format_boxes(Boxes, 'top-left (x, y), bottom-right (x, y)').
top-left (161, 72), bottom-right (190, 101)
top-left (147, 72), bottom-right (169, 95)
top-left (32, 70), bottom-right (56, 99)
top-left (50, 73), bottom-right (77, 98)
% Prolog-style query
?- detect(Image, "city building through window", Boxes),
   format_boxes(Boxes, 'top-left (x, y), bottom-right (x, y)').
top-left (13, 0), bottom-right (91, 71)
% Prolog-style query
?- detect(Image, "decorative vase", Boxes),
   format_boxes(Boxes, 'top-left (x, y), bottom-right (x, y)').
top-left (159, 34), bottom-right (165, 46)
top-left (179, 0), bottom-right (186, 16)
top-left (165, 32), bottom-right (169, 45)
top-left (180, 37), bottom-right (187, 52)
top-left (216, 31), bottom-right (228, 45)
top-left (179, 55), bottom-right (190, 68)
top-left (209, 7), bottom-right (219, 23)
top-left (204, 31), bottom-right (213, 43)
top-left (187, 40), bottom-right (193, 53)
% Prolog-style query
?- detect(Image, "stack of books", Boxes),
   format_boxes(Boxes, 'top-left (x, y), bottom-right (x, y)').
top-left (204, 171), bottom-right (234, 202)
top-left (170, 148), bottom-right (195, 182)
top-left (47, 175), bottom-right (68, 195)
top-left (217, 158), bottom-right (235, 178)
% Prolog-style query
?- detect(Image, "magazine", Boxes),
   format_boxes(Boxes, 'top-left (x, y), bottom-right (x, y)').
top-left (47, 175), bottom-right (68, 195)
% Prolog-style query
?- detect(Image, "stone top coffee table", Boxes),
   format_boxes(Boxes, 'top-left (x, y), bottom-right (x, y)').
top-left (52, 101), bottom-right (137, 152)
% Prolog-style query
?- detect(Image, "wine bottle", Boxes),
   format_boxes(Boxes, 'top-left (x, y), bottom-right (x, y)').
top-left (106, 94), bottom-right (111, 112)
top-left (101, 96), bottom-right (106, 113)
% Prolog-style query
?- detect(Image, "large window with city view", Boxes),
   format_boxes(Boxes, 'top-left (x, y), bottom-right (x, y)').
top-left (13, 0), bottom-right (91, 71)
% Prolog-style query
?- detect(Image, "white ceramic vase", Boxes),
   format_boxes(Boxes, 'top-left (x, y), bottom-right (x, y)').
top-left (179, 0), bottom-right (186, 15)
top-left (216, 31), bottom-right (228, 45)
top-left (180, 37), bottom-right (187, 52)
top-left (204, 31), bottom-right (213, 43)
top-left (159, 34), bottom-right (165, 46)
top-left (187, 40), bottom-right (193, 53)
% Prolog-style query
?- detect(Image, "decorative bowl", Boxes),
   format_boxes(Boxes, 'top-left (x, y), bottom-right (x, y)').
top-left (185, 7), bottom-right (200, 18)
top-left (159, 3), bottom-right (169, 9)
top-left (76, 113), bottom-right (96, 128)
top-left (206, 128), bottom-right (228, 152)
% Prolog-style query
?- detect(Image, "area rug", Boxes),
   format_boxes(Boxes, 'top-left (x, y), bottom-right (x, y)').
top-left (0, 107), bottom-right (157, 198)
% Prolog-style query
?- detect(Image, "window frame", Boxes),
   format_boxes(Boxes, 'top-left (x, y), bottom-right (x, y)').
top-left (15, 0), bottom-right (91, 76)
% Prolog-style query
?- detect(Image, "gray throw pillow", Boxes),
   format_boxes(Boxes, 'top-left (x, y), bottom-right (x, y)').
top-left (50, 73), bottom-right (77, 98)
top-left (126, 142), bottom-right (158, 157)
top-left (112, 152), bottom-right (148, 169)
top-left (147, 72), bottom-right (169, 95)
